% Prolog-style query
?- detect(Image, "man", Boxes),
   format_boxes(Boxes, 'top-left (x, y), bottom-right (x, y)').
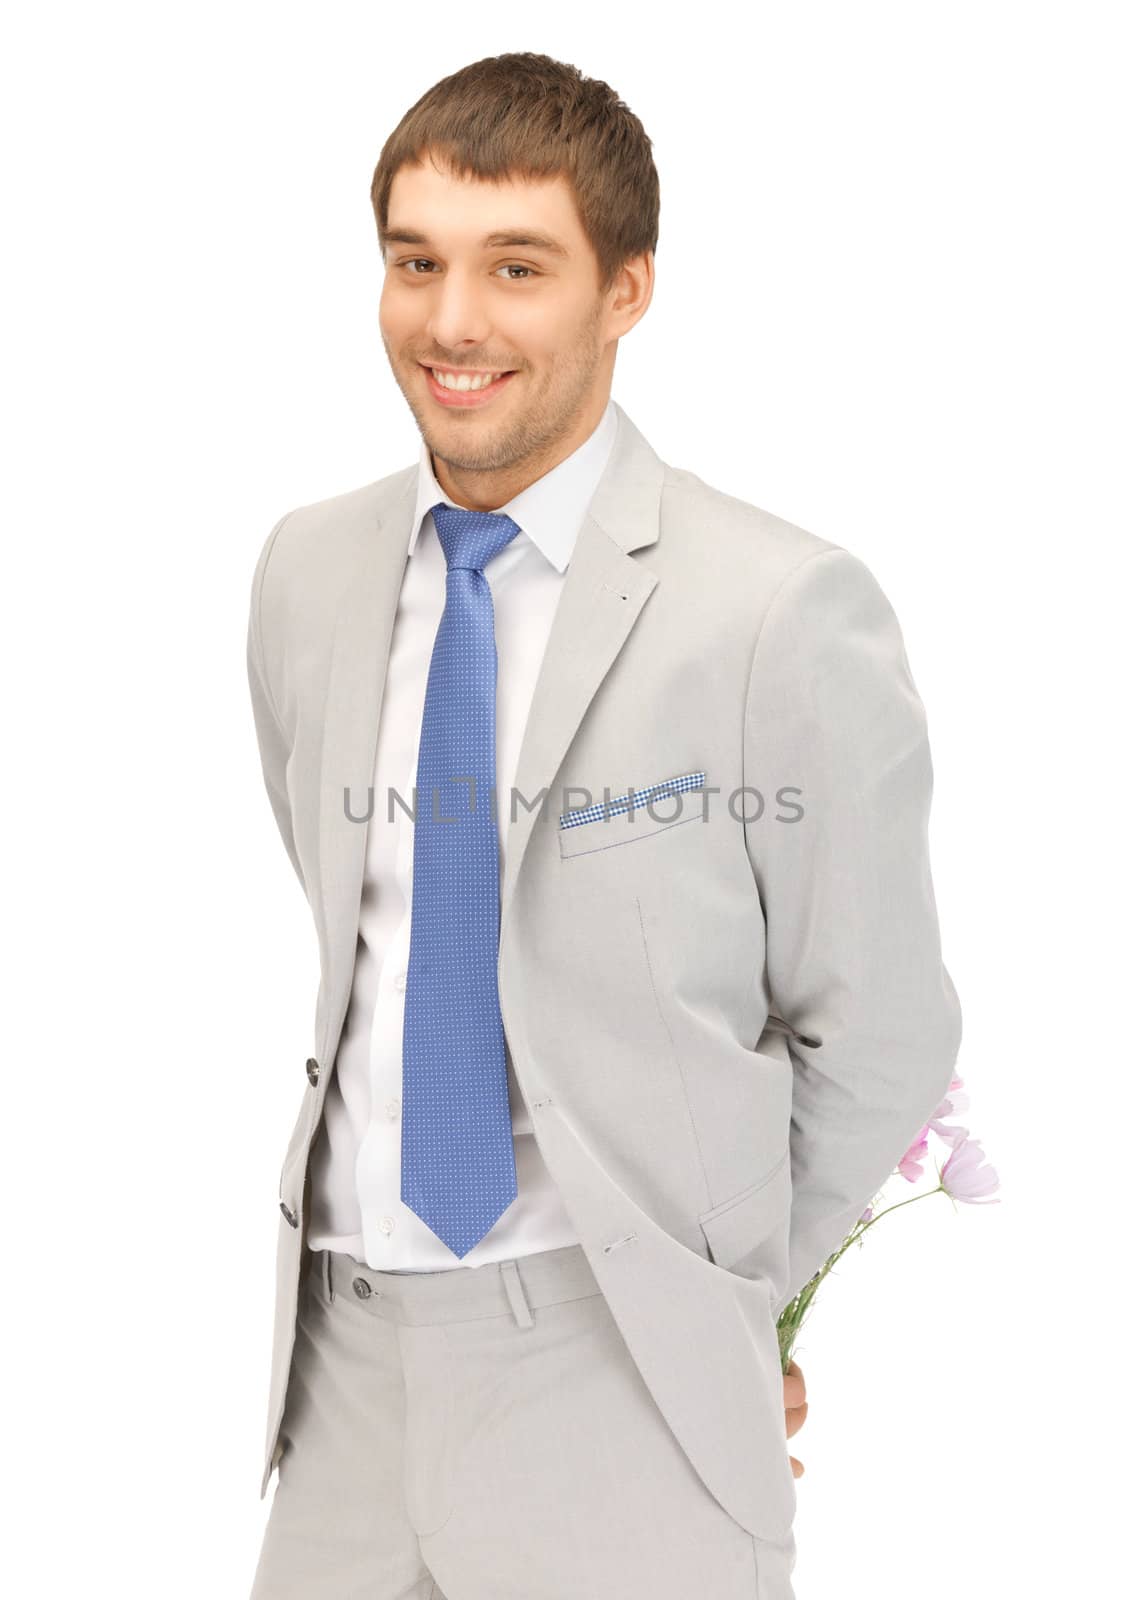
top-left (246, 51), bottom-right (961, 1600)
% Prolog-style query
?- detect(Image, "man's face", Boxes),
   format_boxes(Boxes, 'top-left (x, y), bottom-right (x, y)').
top-left (379, 156), bottom-right (640, 476)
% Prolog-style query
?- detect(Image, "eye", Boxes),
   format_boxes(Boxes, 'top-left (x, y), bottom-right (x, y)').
top-left (393, 259), bottom-right (537, 281)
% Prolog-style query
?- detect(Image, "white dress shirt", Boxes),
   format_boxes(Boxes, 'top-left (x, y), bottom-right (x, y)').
top-left (305, 398), bottom-right (619, 1270)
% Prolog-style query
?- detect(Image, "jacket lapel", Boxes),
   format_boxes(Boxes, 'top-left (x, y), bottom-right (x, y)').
top-left (500, 411), bottom-right (663, 918)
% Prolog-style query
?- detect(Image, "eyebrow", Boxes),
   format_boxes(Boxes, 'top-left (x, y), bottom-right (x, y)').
top-left (381, 227), bottom-right (570, 260)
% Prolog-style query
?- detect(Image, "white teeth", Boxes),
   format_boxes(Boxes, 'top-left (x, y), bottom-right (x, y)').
top-left (431, 369), bottom-right (504, 391)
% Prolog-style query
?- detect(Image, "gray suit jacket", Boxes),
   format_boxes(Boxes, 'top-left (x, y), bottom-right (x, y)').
top-left (246, 401), bottom-right (962, 1542)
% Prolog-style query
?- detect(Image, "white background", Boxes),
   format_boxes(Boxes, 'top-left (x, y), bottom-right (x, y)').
top-left (3, 3), bottom-right (1135, 1594)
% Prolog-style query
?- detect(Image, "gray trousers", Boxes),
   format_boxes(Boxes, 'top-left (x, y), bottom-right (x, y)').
top-left (249, 1241), bottom-right (797, 1598)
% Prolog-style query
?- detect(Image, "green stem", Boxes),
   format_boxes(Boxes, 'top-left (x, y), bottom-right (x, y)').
top-left (777, 1180), bottom-right (950, 1372)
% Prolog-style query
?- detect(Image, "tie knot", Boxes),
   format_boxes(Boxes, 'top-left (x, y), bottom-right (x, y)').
top-left (430, 502), bottom-right (521, 572)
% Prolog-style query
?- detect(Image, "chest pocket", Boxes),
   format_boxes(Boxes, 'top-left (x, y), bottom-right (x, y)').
top-left (558, 770), bottom-right (708, 860)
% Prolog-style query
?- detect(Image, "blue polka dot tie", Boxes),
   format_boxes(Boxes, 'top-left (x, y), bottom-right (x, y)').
top-left (401, 501), bottom-right (523, 1257)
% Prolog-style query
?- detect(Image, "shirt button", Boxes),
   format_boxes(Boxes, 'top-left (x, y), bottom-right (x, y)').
top-left (393, 972), bottom-right (407, 992)
top-left (386, 1098), bottom-right (400, 1120)
top-left (379, 1216), bottom-right (395, 1235)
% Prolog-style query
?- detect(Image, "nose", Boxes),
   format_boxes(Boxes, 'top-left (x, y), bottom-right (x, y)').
top-left (424, 272), bottom-right (496, 353)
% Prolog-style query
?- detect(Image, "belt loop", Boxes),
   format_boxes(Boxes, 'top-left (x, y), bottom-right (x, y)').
top-left (500, 1259), bottom-right (535, 1328)
top-left (325, 1249), bottom-right (334, 1303)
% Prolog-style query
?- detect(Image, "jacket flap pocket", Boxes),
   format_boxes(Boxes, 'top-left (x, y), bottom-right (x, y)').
top-left (697, 1151), bottom-right (791, 1272)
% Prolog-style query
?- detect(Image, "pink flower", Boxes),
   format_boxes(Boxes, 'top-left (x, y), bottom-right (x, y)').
top-left (928, 1074), bottom-right (972, 1150)
top-left (940, 1136), bottom-right (1000, 1203)
top-left (897, 1129), bottom-right (930, 1183)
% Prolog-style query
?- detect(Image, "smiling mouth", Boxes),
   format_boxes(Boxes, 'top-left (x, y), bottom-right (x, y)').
top-left (421, 365), bottom-right (519, 405)
top-left (421, 364), bottom-right (517, 389)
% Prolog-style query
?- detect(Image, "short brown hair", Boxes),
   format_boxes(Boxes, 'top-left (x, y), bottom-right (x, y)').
top-left (370, 52), bottom-right (659, 294)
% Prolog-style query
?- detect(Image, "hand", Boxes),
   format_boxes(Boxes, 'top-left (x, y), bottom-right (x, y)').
top-left (783, 1358), bottom-right (807, 1478)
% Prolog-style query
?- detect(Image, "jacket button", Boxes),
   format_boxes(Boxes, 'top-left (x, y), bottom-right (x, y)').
top-left (352, 1277), bottom-right (372, 1299)
top-left (280, 1201), bottom-right (299, 1228)
top-left (305, 1057), bottom-right (320, 1085)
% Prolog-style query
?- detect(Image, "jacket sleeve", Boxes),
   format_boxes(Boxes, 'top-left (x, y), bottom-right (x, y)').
top-left (742, 546), bottom-right (962, 1321)
top-left (246, 512), bottom-right (307, 894)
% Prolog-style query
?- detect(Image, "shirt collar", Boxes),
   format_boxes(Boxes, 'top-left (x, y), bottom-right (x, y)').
top-left (408, 397), bottom-right (618, 574)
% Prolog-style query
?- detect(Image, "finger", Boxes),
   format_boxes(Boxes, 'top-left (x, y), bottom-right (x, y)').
top-left (789, 1454), bottom-right (804, 1479)
top-left (785, 1400), bottom-right (808, 1437)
